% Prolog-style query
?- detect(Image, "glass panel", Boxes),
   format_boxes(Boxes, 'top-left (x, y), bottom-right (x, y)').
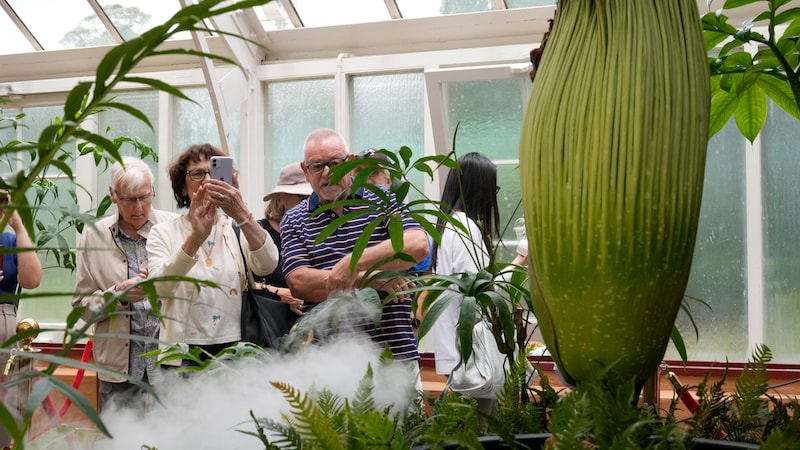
top-left (496, 163), bottom-right (523, 263)
top-left (173, 87), bottom-right (241, 164)
top-left (0, 108), bottom-right (22, 173)
top-left (8, 0), bottom-right (114, 50)
top-left (256, 1), bottom-right (295, 30)
top-left (264, 78), bottom-right (334, 187)
top-left (438, 77), bottom-right (528, 260)
top-left (762, 101), bottom-right (800, 363)
top-left (666, 119), bottom-right (748, 362)
top-left (97, 90), bottom-right (160, 210)
top-left (291, 0), bottom-right (391, 27)
top-left (0, 9), bottom-right (35, 55)
top-left (350, 72), bottom-right (424, 196)
top-left (506, 0), bottom-right (557, 7)
top-left (17, 251), bottom-right (74, 330)
top-left (444, 78), bottom-right (527, 160)
top-left (397, 0), bottom-right (494, 17)
top-left (22, 105), bottom-right (77, 174)
top-left (97, 0), bottom-right (184, 41)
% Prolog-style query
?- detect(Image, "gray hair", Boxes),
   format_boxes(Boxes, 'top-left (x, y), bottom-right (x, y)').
top-left (110, 157), bottom-right (153, 193)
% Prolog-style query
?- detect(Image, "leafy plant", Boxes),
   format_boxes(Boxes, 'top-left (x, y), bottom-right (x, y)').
top-left (245, 364), bottom-right (426, 449)
top-left (519, 0), bottom-right (710, 391)
top-left (0, 0), bottom-right (272, 447)
top-left (690, 344), bottom-right (800, 444)
top-left (703, 0), bottom-right (800, 141)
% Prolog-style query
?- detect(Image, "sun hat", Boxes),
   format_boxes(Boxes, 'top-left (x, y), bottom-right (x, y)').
top-left (263, 163), bottom-right (313, 201)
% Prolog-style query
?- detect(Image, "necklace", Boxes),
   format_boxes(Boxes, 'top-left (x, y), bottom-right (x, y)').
top-left (202, 223), bottom-right (222, 267)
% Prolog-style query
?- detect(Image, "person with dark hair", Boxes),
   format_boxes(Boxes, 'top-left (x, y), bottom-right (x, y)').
top-left (254, 163), bottom-right (310, 316)
top-left (147, 144), bottom-right (278, 365)
top-left (427, 152), bottom-right (508, 373)
top-left (72, 157), bottom-right (178, 413)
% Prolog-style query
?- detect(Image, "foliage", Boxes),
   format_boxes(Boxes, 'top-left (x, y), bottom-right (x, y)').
top-left (690, 344), bottom-right (800, 444)
top-left (0, 1), bottom-right (272, 447)
top-left (703, 0), bottom-right (800, 141)
top-left (245, 364), bottom-right (426, 449)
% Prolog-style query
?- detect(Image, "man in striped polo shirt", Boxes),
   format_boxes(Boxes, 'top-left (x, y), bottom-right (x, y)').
top-left (280, 128), bottom-right (429, 365)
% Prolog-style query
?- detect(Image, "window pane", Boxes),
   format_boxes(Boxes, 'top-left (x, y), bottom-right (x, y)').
top-left (97, 0), bottom-right (184, 41)
top-left (440, 77), bottom-right (528, 261)
top-left (22, 105), bottom-right (77, 174)
top-left (506, 0), bottom-right (557, 7)
top-left (0, 108), bottom-right (21, 173)
top-left (667, 120), bottom-right (748, 362)
top-left (350, 72), bottom-right (425, 194)
top-left (19, 177), bottom-right (83, 327)
top-left (292, 0), bottom-right (390, 27)
top-left (762, 101), bottom-right (800, 362)
top-left (17, 252), bottom-right (74, 331)
top-left (0, 10), bottom-right (34, 55)
top-left (265, 79), bottom-right (334, 185)
top-left (397, 0), bottom-right (494, 17)
top-left (173, 87), bottom-right (241, 163)
top-left (95, 90), bottom-right (160, 214)
top-left (8, 0), bottom-right (114, 50)
top-left (444, 79), bottom-right (527, 160)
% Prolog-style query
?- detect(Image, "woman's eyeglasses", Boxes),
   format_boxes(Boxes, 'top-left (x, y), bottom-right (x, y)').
top-left (186, 169), bottom-right (212, 181)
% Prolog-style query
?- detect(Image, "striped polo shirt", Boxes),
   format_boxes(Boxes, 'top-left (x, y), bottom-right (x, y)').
top-left (281, 187), bottom-right (421, 361)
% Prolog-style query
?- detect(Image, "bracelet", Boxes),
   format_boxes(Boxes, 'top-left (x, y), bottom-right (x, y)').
top-left (236, 213), bottom-right (253, 227)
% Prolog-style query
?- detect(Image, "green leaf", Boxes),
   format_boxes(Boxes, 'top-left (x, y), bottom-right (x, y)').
top-left (63, 82), bottom-right (92, 121)
top-left (388, 215), bottom-right (404, 254)
top-left (120, 76), bottom-right (194, 101)
top-left (709, 88), bottom-right (739, 138)
top-left (758, 75), bottom-right (800, 120)
top-left (734, 82), bottom-right (767, 141)
top-left (457, 296), bottom-right (478, 363)
top-left (670, 326), bottom-right (688, 364)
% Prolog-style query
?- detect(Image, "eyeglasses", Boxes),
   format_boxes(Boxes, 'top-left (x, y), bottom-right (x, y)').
top-left (115, 190), bottom-right (155, 205)
top-left (186, 169), bottom-right (212, 181)
top-left (495, 185), bottom-right (501, 194)
top-left (305, 158), bottom-right (345, 175)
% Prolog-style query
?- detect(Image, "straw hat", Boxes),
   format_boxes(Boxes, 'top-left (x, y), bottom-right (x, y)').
top-left (263, 163), bottom-right (313, 201)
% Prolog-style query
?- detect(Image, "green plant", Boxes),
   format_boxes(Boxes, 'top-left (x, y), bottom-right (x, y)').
top-left (0, 1), bottom-right (272, 447)
top-left (690, 345), bottom-right (800, 444)
top-left (245, 364), bottom-right (426, 449)
top-left (518, 0), bottom-right (710, 391)
top-left (703, 0), bottom-right (800, 141)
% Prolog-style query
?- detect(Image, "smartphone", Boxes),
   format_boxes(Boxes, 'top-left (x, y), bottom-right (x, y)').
top-left (210, 156), bottom-right (234, 185)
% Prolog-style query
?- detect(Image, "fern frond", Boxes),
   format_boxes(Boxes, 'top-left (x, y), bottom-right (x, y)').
top-left (351, 364), bottom-right (377, 415)
top-left (270, 381), bottom-right (344, 449)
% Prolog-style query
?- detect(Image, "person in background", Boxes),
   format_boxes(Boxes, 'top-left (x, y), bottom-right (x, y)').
top-left (0, 189), bottom-right (43, 447)
top-left (147, 144), bottom-right (277, 366)
top-left (72, 157), bottom-right (178, 413)
top-left (281, 129), bottom-right (429, 368)
top-left (426, 152), bottom-right (507, 412)
top-left (353, 148), bottom-right (393, 188)
top-left (254, 163), bottom-right (311, 316)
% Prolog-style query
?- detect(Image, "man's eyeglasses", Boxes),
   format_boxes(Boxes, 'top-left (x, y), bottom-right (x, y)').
top-left (305, 158), bottom-right (345, 175)
top-left (186, 169), bottom-right (212, 181)
top-left (115, 190), bottom-right (155, 205)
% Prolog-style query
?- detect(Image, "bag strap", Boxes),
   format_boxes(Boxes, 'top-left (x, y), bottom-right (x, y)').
top-left (232, 221), bottom-right (257, 289)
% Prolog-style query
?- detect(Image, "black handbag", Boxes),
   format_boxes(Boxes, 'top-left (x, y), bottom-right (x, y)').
top-left (234, 224), bottom-right (294, 349)
top-left (241, 287), bottom-right (294, 349)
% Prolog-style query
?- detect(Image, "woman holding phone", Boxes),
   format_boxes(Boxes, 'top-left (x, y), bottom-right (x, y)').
top-left (146, 144), bottom-right (278, 366)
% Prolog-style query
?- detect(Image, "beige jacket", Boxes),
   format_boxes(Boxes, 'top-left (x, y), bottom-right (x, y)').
top-left (71, 209), bottom-right (178, 382)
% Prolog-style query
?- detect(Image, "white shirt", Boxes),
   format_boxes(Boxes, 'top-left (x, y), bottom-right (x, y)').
top-left (426, 211), bottom-right (490, 375)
